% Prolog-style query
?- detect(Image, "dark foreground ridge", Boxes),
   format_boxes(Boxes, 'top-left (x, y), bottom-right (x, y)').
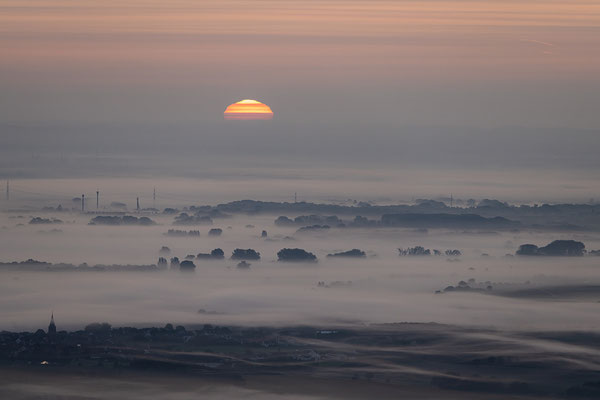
top-left (2, 322), bottom-right (600, 399)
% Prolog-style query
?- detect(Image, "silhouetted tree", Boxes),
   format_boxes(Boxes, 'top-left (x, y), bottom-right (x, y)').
top-left (277, 248), bottom-right (317, 262)
top-left (173, 213), bottom-right (213, 225)
top-left (29, 217), bottom-right (63, 224)
top-left (274, 216), bottom-right (294, 226)
top-left (516, 240), bottom-right (585, 256)
top-left (208, 228), bottom-right (223, 236)
top-left (516, 244), bottom-right (539, 256)
top-left (398, 246), bottom-right (431, 256)
top-left (445, 249), bottom-right (462, 257)
top-left (211, 248), bottom-right (225, 259)
top-left (90, 215), bottom-right (155, 226)
top-left (179, 260), bottom-right (196, 271)
top-left (538, 240), bottom-right (585, 256)
top-left (296, 225), bottom-right (330, 234)
top-left (327, 249), bottom-right (366, 258)
top-left (231, 249), bottom-right (260, 260)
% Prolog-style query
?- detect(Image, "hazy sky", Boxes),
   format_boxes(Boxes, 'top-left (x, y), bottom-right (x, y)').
top-left (1, 1), bottom-right (599, 177)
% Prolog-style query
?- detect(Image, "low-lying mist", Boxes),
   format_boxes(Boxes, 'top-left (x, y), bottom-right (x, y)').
top-left (1, 211), bottom-right (599, 332)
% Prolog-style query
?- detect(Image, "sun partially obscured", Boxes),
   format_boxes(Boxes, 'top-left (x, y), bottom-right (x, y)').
top-left (224, 99), bottom-right (273, 120)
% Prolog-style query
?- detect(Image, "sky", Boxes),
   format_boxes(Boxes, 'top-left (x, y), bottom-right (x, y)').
top-left (1, 1), bottom-right (599, 194)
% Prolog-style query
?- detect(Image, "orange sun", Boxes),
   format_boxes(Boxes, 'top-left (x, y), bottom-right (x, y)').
top-left (224, 99), bottom-right (273, 120)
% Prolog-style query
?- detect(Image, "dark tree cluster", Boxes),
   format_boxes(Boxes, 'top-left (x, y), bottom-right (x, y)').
top-left (0, 259), bottom-right (51, 267)
top-left (348, 215), bottom-right (378, 227)
top-left (173, 213), bottom-right (213, 226)
top-left (398, 246), bottom-right (431, 256)
top-left (327, 249), bottom-right (366, 258)
top-left (399, 247), bottom-right (462, 257)
top-left (275, 215), bottom-right (342, 227)
top-left (383, 213), bottom-right (515, 229)
top-left (29, 217), bottom-right (63, 225)
top-left (295, 215), bottom-right (341, 225)
top-left (0, 259), bottom-right (159, 272)
top-left (179, 260), bottom-right (196, 271)
top-left (275, 214), bottom-right (381, 229)
top-left (274, 216), bottom-right (295, 226)
top-left (188, 206), bottom-right (231, 219)
top-left (89, 215), bottom-right (156, 226)
top-left (204, 199), bottom-right (600, 233)
top-left (164, 229), bottom-right (200, 237)
top-left (516, 240), bottom-right (585, 256)
top-left (437, 278), bottom-right (492, 294)
top-left (277, 248), bottom-right (317, 262)
top-left (515, 244), bottom-right (539, 256)
top-left (231, 249), bottom-right (261, 260)
top-left (296, 225), bottom-right (330, 234)
top-left (208, 228), bottom-right (223, 236)
top-left (196, 248), bottom-right (225, 260)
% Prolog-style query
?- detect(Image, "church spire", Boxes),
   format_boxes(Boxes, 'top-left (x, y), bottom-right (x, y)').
top-left (48, 312), bottom-right (56, 335)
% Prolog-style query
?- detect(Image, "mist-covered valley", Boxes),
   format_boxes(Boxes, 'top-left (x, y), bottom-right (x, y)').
top-left (2, 196), bottom-right (600, 333)
top-left (2, 187), bottom-right (600, 399)
top-left (3, 201), bottom-right (600, 398)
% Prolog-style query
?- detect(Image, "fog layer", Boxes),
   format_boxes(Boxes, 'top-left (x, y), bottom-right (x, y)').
top-left (1, 211), bottom-right (599, 332)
